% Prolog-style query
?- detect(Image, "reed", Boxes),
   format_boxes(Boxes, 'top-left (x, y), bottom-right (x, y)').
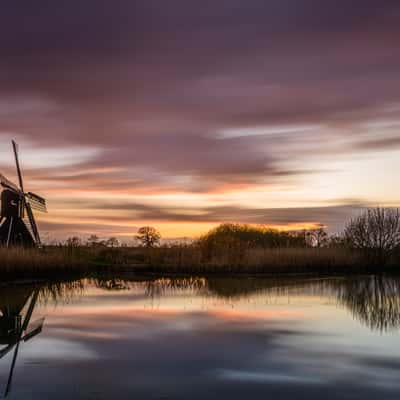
top-left (141, 246), bottom-right (366, 274)
top-left (0, 244), bottom-right (398, 278)
top-left (0, 246), bottom-right (89, 277)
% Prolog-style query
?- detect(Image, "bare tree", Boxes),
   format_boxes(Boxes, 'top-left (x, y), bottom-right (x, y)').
top-left (306, 227), bottom-right (328, 248)
top-left (135, 226), bottom-right (161, 248)
top-left (87, 234), bottom-right (100, 247)
top-left (106, 237), bottom-right (120, 248)
top-left (66, 236), bottom-right (82, 247)
top-left (344, 208), bottom-right (400, 265)
top-left (327, 234), bottom-right (346, 248)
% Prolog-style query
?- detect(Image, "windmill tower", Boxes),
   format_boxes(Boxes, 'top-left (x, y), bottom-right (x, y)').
top-left (0, 141), bottom-right (47, 247)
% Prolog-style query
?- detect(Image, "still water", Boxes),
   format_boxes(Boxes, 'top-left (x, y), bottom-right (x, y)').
top-left (0, 275), bottom-right (400, 399)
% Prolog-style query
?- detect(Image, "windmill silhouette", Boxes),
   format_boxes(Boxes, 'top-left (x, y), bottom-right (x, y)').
top-left (0, 141), bottom-right (47, 247)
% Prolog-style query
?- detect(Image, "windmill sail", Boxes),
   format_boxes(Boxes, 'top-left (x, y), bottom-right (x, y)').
top-left (22, 318), bottom-right (44, 342)
top-left (26, 192), bottom-right (47, 213)
top-left (12, 140), bottom-right (24, 193)
top-left (25, 202), bottom-right (41, 246)
top-left (0, 174), bottom-right (20, 193)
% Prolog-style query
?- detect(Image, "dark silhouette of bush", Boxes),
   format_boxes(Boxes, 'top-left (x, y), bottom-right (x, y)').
top-left (197, 223), bottom-right (308, 263)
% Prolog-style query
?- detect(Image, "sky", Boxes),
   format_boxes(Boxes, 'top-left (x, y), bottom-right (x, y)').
top-left (1, 1), bottom-right (400, 241)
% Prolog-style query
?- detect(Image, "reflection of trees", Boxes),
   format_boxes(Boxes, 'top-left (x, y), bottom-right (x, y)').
top-left (204, 276), bottom-right (400, 332)
top-left (92, 276), bottom-right (207, 296)
top-left (94, 278), bottom-right (131, 291)
top-left (205, 277), bottom-right (308, 299)
top-left (34, 274), bottom-right (400, 333)
top-left (332, 276), bottom-right (400, 332)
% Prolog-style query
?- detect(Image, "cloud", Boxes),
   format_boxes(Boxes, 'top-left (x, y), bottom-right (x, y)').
top-left (17, 277), bottom-right (400, 399)
top-left (37, 200), bottom-right (366, 239)
top-left (0, 1), bottom-right (400, 237)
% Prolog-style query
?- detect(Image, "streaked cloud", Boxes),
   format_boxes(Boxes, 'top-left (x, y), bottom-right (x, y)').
top-left (0, 1), bottom-right (399, 239)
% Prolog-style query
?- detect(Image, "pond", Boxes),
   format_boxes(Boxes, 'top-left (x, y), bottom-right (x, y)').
top-left (0, 275), bottom-right (399, 399)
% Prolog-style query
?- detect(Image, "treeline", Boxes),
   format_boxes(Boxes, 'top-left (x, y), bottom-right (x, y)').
top-left (197, 223), bottom-right (332, 251)
top-left (197, 208), bottom-right (400, 267)
top-left (62, 224), bottom-right (331, 250)
top-left (63, 226), bottom-right (162, 249)
top-left (55, 207), bottom-right (400, 269)
top-left (3, 208), bottom-right (399, 278)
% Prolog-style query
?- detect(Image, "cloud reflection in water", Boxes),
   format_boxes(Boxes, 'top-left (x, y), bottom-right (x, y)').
top-left (1, 276), bottom-right (400, 399)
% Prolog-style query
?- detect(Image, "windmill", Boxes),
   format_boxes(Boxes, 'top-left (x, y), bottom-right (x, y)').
top-left (0, 140), bottom-right (47, 247)
top-left (0, 286), bottom-right (44, 397)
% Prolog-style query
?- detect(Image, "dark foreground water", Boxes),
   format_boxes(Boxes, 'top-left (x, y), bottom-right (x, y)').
top-left (0, 275), bottom-right (400, 399)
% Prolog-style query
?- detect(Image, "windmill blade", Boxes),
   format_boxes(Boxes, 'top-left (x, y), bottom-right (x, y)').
top-left (26, 192), bottom-right (47, 213)
top-left (21, 290), bottom-right (40, 332)
top-left (22, 318), bottom-right (44, 342)
top-left (0, 344), bottom-right (16, 360)
top-left (24, 202), bottom-right (41, 246)
top-left (12, 140), bottom-right (24, 193)
top-left (0, 174), bottom-right (20, 193)
top-left (4, 339), bottom-right (20, 397)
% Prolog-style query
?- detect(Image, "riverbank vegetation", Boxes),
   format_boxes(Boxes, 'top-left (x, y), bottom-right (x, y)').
top-left (1, 208), bottom-right (399, 278)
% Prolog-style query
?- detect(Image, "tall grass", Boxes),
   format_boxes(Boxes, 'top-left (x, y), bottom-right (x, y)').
top-left (0, 247), bottom-right (90, 277)
top-left (0, 243), bottom-right (398, 278)
top-left (140, 245), bottom-right (366, 274)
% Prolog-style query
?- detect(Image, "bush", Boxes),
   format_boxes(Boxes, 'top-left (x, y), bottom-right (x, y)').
top-left (196, 223), bottom-right (309, 264)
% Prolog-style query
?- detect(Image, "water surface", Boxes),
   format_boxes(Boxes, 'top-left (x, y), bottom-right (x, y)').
top-left (0, 275), bottom-right (399, 399)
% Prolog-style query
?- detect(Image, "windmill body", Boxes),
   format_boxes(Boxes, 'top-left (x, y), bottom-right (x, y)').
top-left (0, 141), bottom-right (47, 247)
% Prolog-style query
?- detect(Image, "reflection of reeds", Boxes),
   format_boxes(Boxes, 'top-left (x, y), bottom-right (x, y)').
top-left (104, 275), bottom-right (400, 332)
top-left (92, 276), bottom-right (207, 297)
top-left (88, 274), bottom-right (400, 332)
top-left (0, 279), bottom-right (86, 316)
top-left (4, 274), bottom-right (397, 333)
top-left (37, 280), bottom-right (86, 306)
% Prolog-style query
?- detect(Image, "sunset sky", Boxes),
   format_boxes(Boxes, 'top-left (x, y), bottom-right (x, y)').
top-left (1, 1), bottom-right (400, 241)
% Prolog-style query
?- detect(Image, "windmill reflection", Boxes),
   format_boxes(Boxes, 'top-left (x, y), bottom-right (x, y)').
top-left (0, 285), bottom-right (44, 398)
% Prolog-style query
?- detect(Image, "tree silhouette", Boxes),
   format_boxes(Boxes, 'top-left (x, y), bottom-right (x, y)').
top-left (345, 207), bottom-right (400, 265)
top-left (87, 234), bottom-right (100, 247)
top-left (106, 237), bottom-right (120, 248)
top-left (65, 236), bottom-right (82, 247)
top-left (306, 227), bottom-right (328, 248)
top-left (135, 226), bottom-right (161, 248)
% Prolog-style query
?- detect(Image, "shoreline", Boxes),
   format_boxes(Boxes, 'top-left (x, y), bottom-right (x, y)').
top-left (2, 263), bottom-right (399, 283)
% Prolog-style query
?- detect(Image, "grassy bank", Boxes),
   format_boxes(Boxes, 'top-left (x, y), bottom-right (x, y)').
top-left (125, 246), bottom-right (398, 274)
top-left (1, 245), bottom-right (399, 278)
top-left (0, 247), bottom-right (90, 278)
